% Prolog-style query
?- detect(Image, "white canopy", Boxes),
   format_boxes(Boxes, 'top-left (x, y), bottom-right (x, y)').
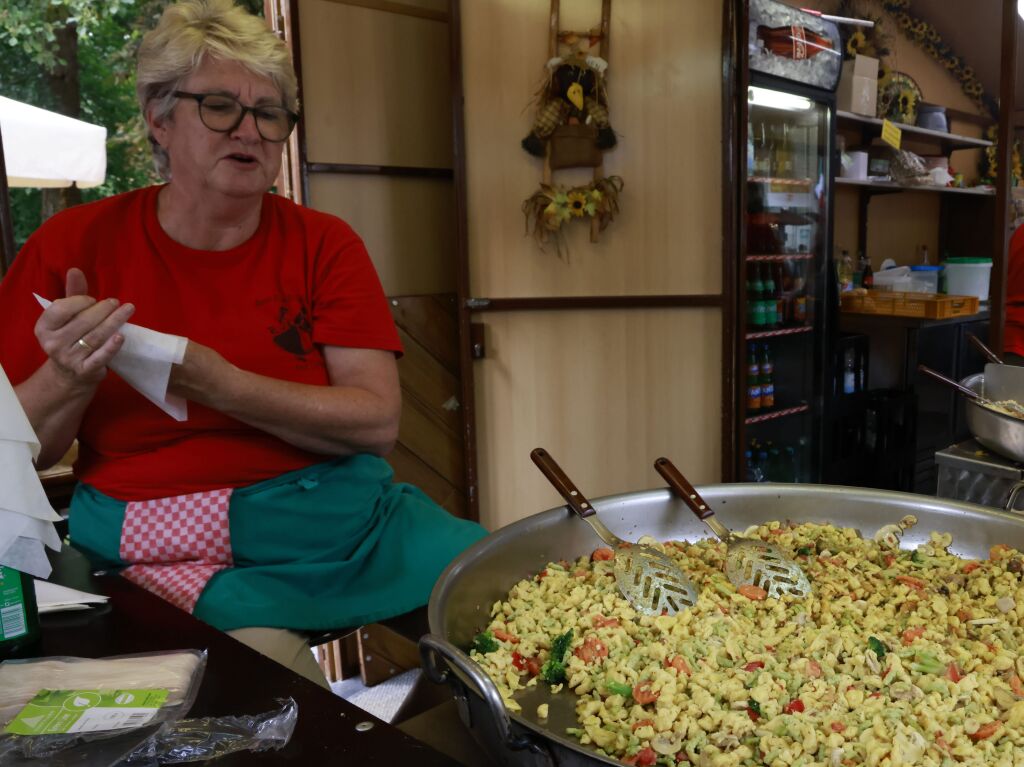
top-left (0, 95), bottom-right (106, 188)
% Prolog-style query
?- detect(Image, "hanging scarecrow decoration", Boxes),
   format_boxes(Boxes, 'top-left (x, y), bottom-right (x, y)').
top-left (521, 6), bottom-right (623, 259)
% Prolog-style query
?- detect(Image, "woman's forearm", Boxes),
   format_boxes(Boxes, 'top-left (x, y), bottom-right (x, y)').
top-left (169, 344), bottom-right (401, 456)
top-left (15, 360), bottom-right (97, 469)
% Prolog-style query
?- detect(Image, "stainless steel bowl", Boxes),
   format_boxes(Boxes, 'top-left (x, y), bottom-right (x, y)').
top-left (962, 372), bottom-right (1024, 463)
top-left (420, 484), bottom-right (1024, 767)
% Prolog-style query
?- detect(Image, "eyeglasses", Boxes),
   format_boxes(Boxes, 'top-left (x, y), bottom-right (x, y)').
top-left (172, 91), bottom-right (298, 142)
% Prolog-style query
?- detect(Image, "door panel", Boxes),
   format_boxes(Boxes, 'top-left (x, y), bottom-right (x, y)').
top-left (473, 307), bottom-right (722, 530)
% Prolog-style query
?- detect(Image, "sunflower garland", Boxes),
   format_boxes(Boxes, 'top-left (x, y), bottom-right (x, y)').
top-left (836, 0), bottom-right (889, 61)
top-left (522, 176), bottom-right (624, 258)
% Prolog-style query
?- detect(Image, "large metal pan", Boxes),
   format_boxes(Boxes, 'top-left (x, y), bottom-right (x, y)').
top-left (962, 372), bottom-right (1024, 463)
top-left (420, 484), bottom-right (1024, 767)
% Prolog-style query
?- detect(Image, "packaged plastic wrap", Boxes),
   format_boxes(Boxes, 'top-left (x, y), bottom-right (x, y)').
top-left (117, 698), bottom-right (297, 765)
top-left (0, 650), bottom-right (206, 766)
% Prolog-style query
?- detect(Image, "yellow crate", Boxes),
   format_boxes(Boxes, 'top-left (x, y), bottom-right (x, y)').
top-left (840, 291), bottom-right (979, 319)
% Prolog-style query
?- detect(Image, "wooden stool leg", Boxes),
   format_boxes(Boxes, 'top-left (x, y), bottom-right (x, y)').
top-left (357, 623), bottom-right (421, 687)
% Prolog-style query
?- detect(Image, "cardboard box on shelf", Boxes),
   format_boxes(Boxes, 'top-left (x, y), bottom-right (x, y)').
top-left (837, 55), bottom-right (878, 117)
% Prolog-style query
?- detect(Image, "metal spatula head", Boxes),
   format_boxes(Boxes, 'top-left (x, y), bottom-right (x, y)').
top-left (654, 457), bottom-right (811, 600)
top-left (531, 448), bottom-right (698, 616)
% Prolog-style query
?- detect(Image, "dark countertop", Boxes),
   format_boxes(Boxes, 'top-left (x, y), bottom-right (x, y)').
top-left (14, 546), bottom-right (462, 766)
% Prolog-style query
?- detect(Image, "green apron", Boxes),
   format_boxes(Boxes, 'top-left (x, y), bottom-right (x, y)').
top-left (69, 455), bottom-right (488, 632)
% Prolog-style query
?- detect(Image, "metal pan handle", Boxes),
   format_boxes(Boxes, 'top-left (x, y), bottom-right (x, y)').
top-left (968, 333), bottom-right (1003, 365)
top-left (530, 448), bottom-right (596, 519)
top-left (1005, 481), bottom-right (1024, 514)
top-left (654, 457), bottom-right (715, 520)
top-left (917, 364), bottom-right (982, 402)
top-left (419, 634), bottom-right (554, 765)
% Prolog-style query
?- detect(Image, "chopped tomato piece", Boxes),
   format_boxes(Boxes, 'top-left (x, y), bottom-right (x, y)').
top-left (883, 553), bottom-right (897, 567)
top-left (511, 651), bottom-right (526, 671)
top-left (666, 655), bottom-right (693, 676)
top-left (635, 748), bottom-right (657, 767)
top-left (574, 635), bottom-right (608, 664)
top-left (632, 682), bottom-right (660, 705)
top-left (592, 547), bottom-right (615, 562)
top-left (901, 626), bottom-right (926, 645)
top-left (536, 569), bottom-right (548, 580)
top-left (990, 544), bottom-right (1012, 561)
top-left (743, 661), bottom-right (766, 672)
top-left (1010, 672), bottom-right (1024, 697)
top-left (764, 644), bottom-right (775, 653)
top-left (525, 656), bottom-right (541, 676)
top-left (956, 608), bottom-right (973, 622)
top-left (631, 718), bottom-right (654, 732)
top-left (493, 629), bottom-right (519, 644)
top-left (935, 733), bottom-right (952, 753)
top-left (592, 614), bottom-right (620, 628)
top-left (868, 692), bottom-right (882, 698)
top-left (717, 604), bottom-right (731, 615)
top-left (783, 699), bottom-right (805, 714)
top-left (769, 527), bottom-right (785, 535)
top-left (806, 659), bottom-right (822, 678)
top-left (969, 721), bottom-right (1002, 741)
top-left (738, 584), bottom-right (768, 600)
top-left (895, 575), bottom-right (926, 591)
top-left (747, 707), bottom-right (760, 721)
top-left (621, 757), bottom-right (638, 766)
top-left (831, 722), bottom-right (846, 733)
top-left (962, 561), bottom-right (981, 574)
top-left (946, 663), bottom-right (964, 683)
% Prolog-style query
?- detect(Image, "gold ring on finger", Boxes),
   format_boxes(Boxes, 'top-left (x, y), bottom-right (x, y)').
top-left (76, 338), bottom-right (94, 352)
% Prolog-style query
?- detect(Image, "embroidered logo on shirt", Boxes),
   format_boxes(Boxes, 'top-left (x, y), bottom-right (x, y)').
top-left (259, 295), bottom-right (313, 357)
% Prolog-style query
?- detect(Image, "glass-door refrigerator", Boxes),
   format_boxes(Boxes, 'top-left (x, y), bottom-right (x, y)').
top-left (737, 1), bottom-right (841, 483)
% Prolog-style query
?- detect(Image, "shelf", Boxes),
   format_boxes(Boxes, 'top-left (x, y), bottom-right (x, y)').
top-left (746, 253), bottom-right (814, 262)
top-left (747, 176), bottom-right (814, 187)
top-left (836, 110), bottom-right (993, 152)
top-left (835, 177), bottom-right (995, 196)
top-left (746, 325), bottom-right (814, 340)
top-left (745, 404), bottom-right (811, 425)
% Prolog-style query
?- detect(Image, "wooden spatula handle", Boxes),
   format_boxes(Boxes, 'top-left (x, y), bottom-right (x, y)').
top-left (654, 457), bottom-right (715, 520)
top-left (531, 448), bottom-right (596, 519)
top-left (916, 364), bottom-right (982, 401)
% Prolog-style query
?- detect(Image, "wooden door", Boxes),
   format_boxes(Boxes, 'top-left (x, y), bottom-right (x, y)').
top-left (269, 0), bottom-right (472, 519)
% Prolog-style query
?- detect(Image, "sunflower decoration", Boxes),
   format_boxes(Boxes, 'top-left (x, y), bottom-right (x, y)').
top-left (895, 86), bottom-right (918, 124)
top-left (836, 0), bottom-right (890, 61)
top-left (523, 176), bottom-right (623, 258)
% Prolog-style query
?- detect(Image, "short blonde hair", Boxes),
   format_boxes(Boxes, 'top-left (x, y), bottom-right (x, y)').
top-left (136, 0), bottom-right (298, 179)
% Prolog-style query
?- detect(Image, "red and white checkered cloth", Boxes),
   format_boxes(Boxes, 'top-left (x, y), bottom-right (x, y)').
top-left (119, 488), bottom-right (233, 613)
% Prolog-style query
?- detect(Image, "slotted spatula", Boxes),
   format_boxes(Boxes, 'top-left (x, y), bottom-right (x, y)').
top-left (654, 457), bottom-right (811, 599)
top-left (531, 448), bottom-right (698, 616)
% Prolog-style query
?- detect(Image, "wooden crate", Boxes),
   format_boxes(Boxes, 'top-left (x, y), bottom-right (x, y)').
top-left (840, 291), bottom-right (979, 319)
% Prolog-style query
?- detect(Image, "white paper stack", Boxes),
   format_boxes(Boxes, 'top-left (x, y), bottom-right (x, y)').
top-left (0, 365), bottom-right (62, 579)
top-left (34, 294), bottom-right (188, 421)
top-left (33, 580), bottom-right (109, 613)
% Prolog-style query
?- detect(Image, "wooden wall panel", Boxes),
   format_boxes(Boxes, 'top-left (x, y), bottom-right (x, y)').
top-left (461, 0), bottom-right (723, 298)
top-left (308, 174), bottom-right (456, 295)
top-left (388, 295), bottom-right (466, 518)
top-left (299, 0), bottom-right (453, 168)
top-left (473, 308), bottom-right (722, 530)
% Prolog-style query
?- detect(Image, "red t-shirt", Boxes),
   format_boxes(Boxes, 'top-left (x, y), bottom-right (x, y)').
top-left (1006, 223), bottom-right (1024, 358)
top-left (0, 186), bottom-right (402, 500)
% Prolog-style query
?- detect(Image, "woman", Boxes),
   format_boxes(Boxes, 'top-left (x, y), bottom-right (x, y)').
top-left (0, 0), bottom-right (486, 687)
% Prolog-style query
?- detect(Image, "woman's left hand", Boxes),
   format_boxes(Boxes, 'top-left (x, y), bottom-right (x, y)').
top-left (167, 339), bottom-right (232, 402)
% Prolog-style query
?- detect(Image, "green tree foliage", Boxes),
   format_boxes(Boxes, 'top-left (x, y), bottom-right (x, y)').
top-left (0, 0), bottom-right (264, 251)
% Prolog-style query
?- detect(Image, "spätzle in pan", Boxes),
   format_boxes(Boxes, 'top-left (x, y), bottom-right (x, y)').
top-left (468, 521), bottom-right (1024, 767)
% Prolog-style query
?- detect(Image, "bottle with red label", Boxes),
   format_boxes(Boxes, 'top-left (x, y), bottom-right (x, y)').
top-left (756, 25), bottom-right (835, 60)
top-left (759, 343), bottom-right (775, 410)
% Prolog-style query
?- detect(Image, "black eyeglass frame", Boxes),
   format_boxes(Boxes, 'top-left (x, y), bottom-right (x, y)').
top-left (171, 90), bottom-right (299, 142)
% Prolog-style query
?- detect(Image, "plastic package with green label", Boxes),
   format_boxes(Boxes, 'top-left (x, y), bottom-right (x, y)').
top-left (0, 649), bottom-right (206, 766)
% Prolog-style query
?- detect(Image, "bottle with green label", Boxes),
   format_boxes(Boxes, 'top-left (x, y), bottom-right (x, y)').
top-left (0, 566), bottom-right (40, 658)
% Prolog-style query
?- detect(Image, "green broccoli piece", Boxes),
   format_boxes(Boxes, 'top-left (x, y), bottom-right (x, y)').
top-left (606, 680), bottom-right (633, 697)
top-left (868, 636), bottom-right (888, 660)
top-left (471, 630), bottom-right (499, 654)
top-left (540, 629), bottom-right (574, 684)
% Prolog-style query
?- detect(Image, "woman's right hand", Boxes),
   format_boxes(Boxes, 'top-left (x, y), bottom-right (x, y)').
top-left (34, 268), bottom-right (135, 388)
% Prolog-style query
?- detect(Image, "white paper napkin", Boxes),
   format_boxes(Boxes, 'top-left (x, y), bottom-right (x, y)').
top-left (0, 365), bottom-right (61, 579)
top-left (33, 580), bottom-right (109, 614)
top-left (34, 294), bottom-right (188, 421)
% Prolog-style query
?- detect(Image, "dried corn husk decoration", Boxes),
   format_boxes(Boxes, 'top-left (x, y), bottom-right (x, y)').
top-left (522, 175), bottom-right (623, 259)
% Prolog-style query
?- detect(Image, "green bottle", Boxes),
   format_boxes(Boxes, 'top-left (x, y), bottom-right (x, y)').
top-left (0, 566), bottom-right (40, 657)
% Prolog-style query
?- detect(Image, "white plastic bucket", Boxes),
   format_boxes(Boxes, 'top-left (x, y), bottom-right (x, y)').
top-left (944, 262), bottom-right (992, 301)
